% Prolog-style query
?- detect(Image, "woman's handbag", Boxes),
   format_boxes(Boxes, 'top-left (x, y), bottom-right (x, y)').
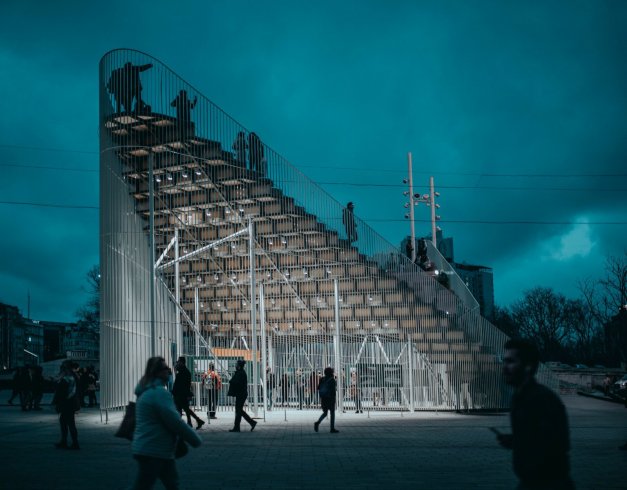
top-left (114, 401), bottom-right (136, 440)
top-left (175, 437), bottom-right (188, 459)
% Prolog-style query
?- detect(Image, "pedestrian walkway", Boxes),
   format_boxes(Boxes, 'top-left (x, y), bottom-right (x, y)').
top-left (0, 394), bottom-right (624, 489)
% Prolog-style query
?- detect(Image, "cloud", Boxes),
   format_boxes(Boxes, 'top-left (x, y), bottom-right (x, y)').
top-left (545, 221), bottom-right (596, 261)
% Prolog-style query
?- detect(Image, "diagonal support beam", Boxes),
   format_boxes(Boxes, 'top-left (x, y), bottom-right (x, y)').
top-left (374, 335), bottom-right (391, 364)
top-left (155, 234), bottom-right (177, 269)
top-left (157, 227), bottom-right (248, 271)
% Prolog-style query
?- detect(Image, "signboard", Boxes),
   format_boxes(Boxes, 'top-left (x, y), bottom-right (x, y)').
top-left (356, 364), bottom-right (404, 387)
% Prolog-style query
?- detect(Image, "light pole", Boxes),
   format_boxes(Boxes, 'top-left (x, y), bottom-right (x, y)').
top-left (403, 157), bottom-right (441, 254)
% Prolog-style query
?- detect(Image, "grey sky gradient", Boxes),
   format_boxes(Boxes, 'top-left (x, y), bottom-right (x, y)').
top-left (1, 0), bottom-right (626, 321)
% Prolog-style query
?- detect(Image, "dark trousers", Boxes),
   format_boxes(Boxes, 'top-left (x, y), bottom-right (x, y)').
top-left (87, 390), bottom-right (97, 407)
top-left (174, 396), bottom-right (201, 426)
top-left (59, 407), bottom-right (78, 444)
top-left (207, 389), bottom-right (218, 417)
top-left (132, 455), bottom-right (179, 490)
top-left (234, 395), bottom-right (254, 429)
top-left (317, 407), bottom-right (336, 430)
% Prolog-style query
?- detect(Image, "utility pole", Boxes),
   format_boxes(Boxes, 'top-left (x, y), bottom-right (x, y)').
top-left (408, 170), bottom-right (441, 250)
top-left (429, 176), bottom-right (438, 249)
top-left (405, 153), bottom-right (416, 262)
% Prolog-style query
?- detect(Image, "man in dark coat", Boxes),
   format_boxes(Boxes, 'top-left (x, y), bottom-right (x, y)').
top-left (495, 339), bottom-right (574, 490)
top-left (172, 357), bottom-right (204, 429)
top-left (227, 360), bottom-right (257, 432)
top-left (314, 367), bottom-right (339, 433)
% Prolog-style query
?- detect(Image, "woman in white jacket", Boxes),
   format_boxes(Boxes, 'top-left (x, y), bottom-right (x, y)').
top-left (131, 357), bottom-right (202, 490)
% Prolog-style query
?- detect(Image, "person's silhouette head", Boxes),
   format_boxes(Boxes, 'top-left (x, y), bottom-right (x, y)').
top-left (503, 339), bottom-right (539, 387)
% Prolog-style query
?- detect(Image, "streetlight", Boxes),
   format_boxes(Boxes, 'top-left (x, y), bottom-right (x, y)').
top-left (413, 176), bottom-right (441, 248)
top-left (403, 154), bottom-right (442, 255)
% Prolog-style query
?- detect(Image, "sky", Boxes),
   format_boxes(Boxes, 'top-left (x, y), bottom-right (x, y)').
top-left (0, 0), bottom-right (626, 322)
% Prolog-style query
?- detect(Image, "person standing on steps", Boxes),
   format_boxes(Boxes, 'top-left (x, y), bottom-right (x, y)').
top-left (170, 89), bottom-right (197, 140)
top-left (343, 202), bottom-right (357, 245)
top-left (233, 131), bottom-right (248, 169)
top-left (227, 359), bottom-right (257, 432)
top-left (172, 357), bottom-right (204, 430)
top-left (314, 367), bottom-right (339, 433)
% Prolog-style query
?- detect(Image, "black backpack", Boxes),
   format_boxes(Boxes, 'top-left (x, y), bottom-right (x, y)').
top-left (319, 377), bottom-right (333, 398)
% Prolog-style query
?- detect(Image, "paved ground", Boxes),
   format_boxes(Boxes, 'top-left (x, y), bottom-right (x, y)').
top-left (0, 393), bottom-right (625, 489)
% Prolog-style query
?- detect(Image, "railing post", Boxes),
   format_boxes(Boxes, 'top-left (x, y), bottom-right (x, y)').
top-left (148, 152), bottom-right (156, 357)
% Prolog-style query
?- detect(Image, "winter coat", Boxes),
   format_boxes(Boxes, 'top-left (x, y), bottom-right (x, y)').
top-left (132, 380), bottom-right (201, 460)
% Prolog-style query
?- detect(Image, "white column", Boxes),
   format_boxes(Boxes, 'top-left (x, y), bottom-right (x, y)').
top-left (259, 283), bottom-right (268, 414)
top-left (248, 219), bottom-right (258, 416)
top-left (333, 279), bottom-right (343, 411)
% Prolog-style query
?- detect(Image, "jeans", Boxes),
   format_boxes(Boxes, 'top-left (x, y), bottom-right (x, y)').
top-left (131, 455), bottom-right (179, 490)
top-left (317, 407), bottom-right (336, 430)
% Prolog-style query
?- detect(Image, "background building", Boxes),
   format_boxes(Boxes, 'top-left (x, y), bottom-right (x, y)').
top-left (0, 303), bottom-right (44, 368)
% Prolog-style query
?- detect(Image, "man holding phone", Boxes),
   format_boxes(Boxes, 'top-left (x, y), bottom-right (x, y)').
top-left (495, 339), bottom-right (575, 490)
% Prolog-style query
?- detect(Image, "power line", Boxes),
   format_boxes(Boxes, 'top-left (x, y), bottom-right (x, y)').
top-left (0, 201), bottom-right (624, 225)
top-left (2, 162), bottom-right (627, 192)
top-left (0, 163), bottom-right (97, 173)
top-left (0, 144), bottom-right (97, 155)
top-left (0, 200), bottom-right (98, 210)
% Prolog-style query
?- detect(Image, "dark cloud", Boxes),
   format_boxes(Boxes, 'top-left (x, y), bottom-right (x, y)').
top-left (1, 0), bottom-right (625, 320)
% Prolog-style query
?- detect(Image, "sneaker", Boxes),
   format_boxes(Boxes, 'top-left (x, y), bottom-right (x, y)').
top-left (250, 421), bottom-right (257, 432)
top-left (69, 442), bottom-right (80, 450)
top-left (314, 422), bottom-right (319, 433)
top-left (196, 420), bottom-right (205, 430)
top-left (330, 429), bottom-right (340, 433)
top-left (229, 428), bottom-right (240, 432)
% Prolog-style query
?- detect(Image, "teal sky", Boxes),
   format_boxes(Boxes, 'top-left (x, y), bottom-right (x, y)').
top-left (1, 0), bottom-right (626, 321)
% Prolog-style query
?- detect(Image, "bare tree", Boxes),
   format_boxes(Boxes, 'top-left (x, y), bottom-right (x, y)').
top-left (510, 287), bottom-right (584, 360)
top-left (579, 252), bottom-right (627, 324)
top-left (75, 265), bottom-right (100, 331)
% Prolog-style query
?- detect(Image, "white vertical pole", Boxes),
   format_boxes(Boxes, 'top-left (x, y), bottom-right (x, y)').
top-left (430, 176), bottom-right (437, 248)
top-left (174, 228), bottom-right (181, 360)
top-left (333, 279), bottom-right (343, 411)
top-left (194, 287), bottom-right (200, 407)
top-left (248, 219), bottom-right (258, 416)
top-left (407, 339), bottom-right (414, 413)
top-left (259, 283), bottom-right (268, 417)
top-left (148, 153), bottom-right (156, 357)
top-left (408, 152), bottom-right (416, 262)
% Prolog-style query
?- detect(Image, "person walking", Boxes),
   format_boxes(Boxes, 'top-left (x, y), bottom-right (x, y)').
top-left (494, 339), bottom-right (574, 490)
top-left (172, 357), bottom-right (204, 429)
top-left (227, 360), bottom-right (257, 432)
top-left (314, 367), bottom-right (339, 433)
top-left (29, 365), bottom-right (44, 411)
top-left (131, 356), bottom-right (202, 490)
top-left (52, 360), bottom-right (80, 449)
top-left (266, 367), bottom-right (275, 411)
top-left (202, 363), bottom-right (222, 419)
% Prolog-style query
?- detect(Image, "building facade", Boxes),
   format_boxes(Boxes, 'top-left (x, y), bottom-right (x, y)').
top-left (0, 303), bottom-right (44, 368)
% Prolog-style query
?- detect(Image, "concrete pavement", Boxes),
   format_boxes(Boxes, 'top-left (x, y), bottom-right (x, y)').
top-left (0, 394), bottom-right (624, 489)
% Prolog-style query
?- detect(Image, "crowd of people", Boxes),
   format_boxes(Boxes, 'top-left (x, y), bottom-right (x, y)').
top-left (11, 339), bottom-right (622, 489)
